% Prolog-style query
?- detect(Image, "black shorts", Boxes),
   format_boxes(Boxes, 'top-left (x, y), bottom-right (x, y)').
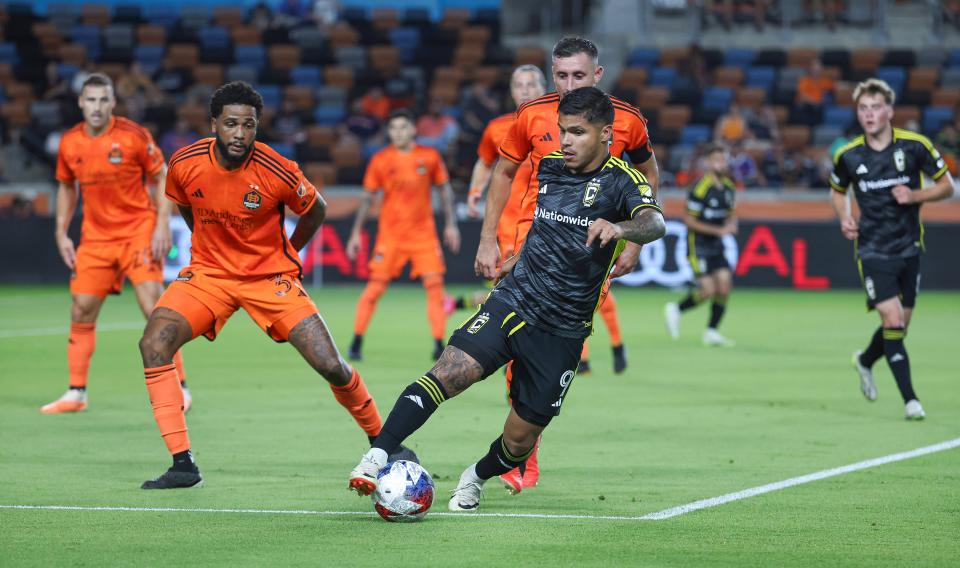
top-left (858, 256), bottom-right (920, 310)
top-left (448, 297), bottom-right (583, 427)
top-left (692, 251), bottom-right (731, 277)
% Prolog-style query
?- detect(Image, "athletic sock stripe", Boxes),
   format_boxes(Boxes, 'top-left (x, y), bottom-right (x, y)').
top-left (500, 439), bottom-right (535, 463)
top-left (417, 376), bottom-right (445, 405)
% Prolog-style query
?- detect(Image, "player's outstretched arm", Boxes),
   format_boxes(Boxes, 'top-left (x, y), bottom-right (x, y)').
top-left (438, 182), bottom-right (460, 253)
top-left (587, 209), bottom-right (666, 248)
top-left (475, 158), bottom-right (520, 278)
top-left (150, 165), bottom-right (172, 262)
top-left (54, 181), bottom-right (79, 269)
top-left (177, 205), bottom-right (194, 232)
top-left (892, 172), bottom-right (956, 205)
top-left (346, 192), bottom-right (373, 260)
top-left (290, 194), bottom-right (327, 251)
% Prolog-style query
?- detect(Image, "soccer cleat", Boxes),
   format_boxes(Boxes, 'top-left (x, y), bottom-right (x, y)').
top-left (702, 328), bottom-right (735, 347)
top-left (577, 359), bottom-right (592, 375)
top-left (442, 295), bottom-right (457, 316)
top-left (141, 468), bottom-right (203, 489)
top-left (348, 347), bottom-right (363, 362)
top-left (905, 399), bottom-right (926, 421)
top-left (387, 444), bottom-right (420, 464)
top-left (40, 389), bottom-right (88, 414)
top-left (348, 450), bottom-right (385, 496)
top-left (612, 344), bottom-right (627, 374)
top-left (448, 467), bottom-right (484, 511)
top-left (432, 342), bottom-right (444, 361)
top-left (851, 350), bottom-right (877, 402)
top-left (500, 468), bottom-right (523, 495)
top-left (664, 302), bottom-right (681, 340)
top-left (182, 384), bottom-right (193, 414)
top-left (522, 437), bottom-right (541, 488)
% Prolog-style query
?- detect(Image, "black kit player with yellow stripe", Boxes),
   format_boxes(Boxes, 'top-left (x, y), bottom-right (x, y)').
top-left (829, 78), bottom-right (955, 420)
top-left (664, 144), bottom-right (738, 347)
top-left (348, 88), bottom-right (666, 511)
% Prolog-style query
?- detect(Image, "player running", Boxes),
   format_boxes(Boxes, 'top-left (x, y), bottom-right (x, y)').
top-left (664, 144), bottom-right (738, 346)
top-left (345, 109), bottom-right (460, 362)
top-left (348, 87), bottom-right (666, 512)
top-left (829, 78), bottom-right (954, 420)
top-left (137, 82), bottom-right (413, 489)
top-left (43, 73), bottom-right (190, 414)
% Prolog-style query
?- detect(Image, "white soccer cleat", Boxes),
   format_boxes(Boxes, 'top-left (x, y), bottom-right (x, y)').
top-left (348, 449), bottom-right (386, 496)
top-left (181, 385), bottom-right (193, 414)
top-left (904, 399), bottom-right (926, 421)
top-left (40, 388), bottom-right (88, 414)
top-left (664, 302), bottom-right (681, 340)
top-left (851, 350), bottom-right (877, 402)
top-left (448, 465), bottom-right (484, 512)
top-left (702, 328), bottom-right (735, 347)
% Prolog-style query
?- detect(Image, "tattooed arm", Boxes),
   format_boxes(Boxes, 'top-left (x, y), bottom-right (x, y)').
top-left (585, 208), bottom-right (666, 248)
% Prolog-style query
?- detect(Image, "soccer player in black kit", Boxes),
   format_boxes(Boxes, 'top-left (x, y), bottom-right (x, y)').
top-left (664, 144), bottom-right (738, 346)
top-left (347, 87), bottom-right (666, 511)
top-left (829, 78), bottom-right (955, 420)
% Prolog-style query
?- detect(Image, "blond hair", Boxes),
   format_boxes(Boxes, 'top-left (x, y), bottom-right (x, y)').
top-left (853, 78), bottom-right (895, 106)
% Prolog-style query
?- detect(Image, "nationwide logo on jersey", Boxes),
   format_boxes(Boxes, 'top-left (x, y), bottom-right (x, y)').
top-left (893, 148), bottom-right (906, 172)
top-left (583, 180), bottom-right (600, 207)
top-left (467, 312), bottom-right (490, 334)
top-left (108, 143), bottom-right (123, 165)
top-left (856, 164), bottom-right (869, 175)
top-left (243, 189), bottom-right (262, 210)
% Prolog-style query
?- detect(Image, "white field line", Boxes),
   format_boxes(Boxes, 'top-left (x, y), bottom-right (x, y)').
top-left (2, 437), bottom-right (958, 522)
top-left (0, 322), bottom-right (143, 339)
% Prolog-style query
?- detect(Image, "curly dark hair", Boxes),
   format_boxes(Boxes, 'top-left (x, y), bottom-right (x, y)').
top-left (210, 81), bottom-right (263, 119)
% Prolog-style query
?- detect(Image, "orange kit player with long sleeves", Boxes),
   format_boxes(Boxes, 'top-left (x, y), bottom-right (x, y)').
top-left (136, 82), bottom-right (415, 489)
top-left (43, 73), bottom-right (190, 414)
top-left (475, 37), bottom-right (660, 495)
top-left (345, 109), bottom-right (461, 363)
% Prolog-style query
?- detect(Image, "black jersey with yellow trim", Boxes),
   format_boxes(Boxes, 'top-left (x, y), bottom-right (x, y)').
top-left (686, 173), bottom-right (735, 257)
top-left (492, 152), bottom-right (661, 339)
top-left (830, 128), bottom-right (948, 259)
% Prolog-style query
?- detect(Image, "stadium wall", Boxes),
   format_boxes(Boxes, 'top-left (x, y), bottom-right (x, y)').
top-left (3, 217), bottom-right (958, 290)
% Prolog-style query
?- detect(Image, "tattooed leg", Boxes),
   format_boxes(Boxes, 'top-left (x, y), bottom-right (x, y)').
top-left (428, 346), bottom-right (486, 398)
top-left (288, 314), bottom-right (353, 386)
top-left (139, 308), bottom-right (193, 367)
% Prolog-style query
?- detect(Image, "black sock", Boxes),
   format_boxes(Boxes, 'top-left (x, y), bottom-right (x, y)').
top-left (350, 334), bottom-right (363, 353)
top-left (171, 449), bottom-right (198, 473)
top-left (372, 373), bottom-right (448, 455)
top-left (678, 293), bottom-right (699, 312)
top-left (882, 327), bottom-right (916, 402)
top-left (475, 435), bottom-right (535, 480)
top-left (708, 299), bottom-right (727, 329)
top-left (860, 326), bottom-right (884, 368)
top-left (454, 296), bottom-right (467, 310)
top-left (434, 338), bottom-right (444, 352)
top-left (69, 386), bottom-right (86, 392)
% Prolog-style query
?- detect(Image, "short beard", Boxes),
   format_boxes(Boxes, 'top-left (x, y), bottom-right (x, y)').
top-left (215, 136), bottom-right (253, 166)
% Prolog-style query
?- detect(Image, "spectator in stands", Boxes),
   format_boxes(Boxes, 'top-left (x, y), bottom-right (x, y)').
top-left (250, 2), bottom-right (275, 31)
top-left (795, 59), bottom-right (833, 126)
top-left (728, 141), bottom-right (766, 188)
top-left (935, 121), bottom-right (959, 174)
top-left (709, 0), bottom-right (770, 31)
top-left (312, 0), bottom-right (340, 28)
top-left (160, 119), bottom-right (200, 159)
top-left (741, 105), bottom-right (779, 144)
top-left (676, 43), bottom-right (709, 91)
top-left (360, 87), bottom-right (392, 122)
top-left (456, 82), bottom-right (501, 174)
top-left (809, 0), bottom-right (842, 30)
top-left (278, 0), bottom-right (308, 22)
top-left (116, 63), bottom-right (166, 123)
top-left (342, 99), bottom-right (382, 142)
top-left (715, 104), bottom-right (754, 145)
top-left (416, 98), bottom-right (459, 156)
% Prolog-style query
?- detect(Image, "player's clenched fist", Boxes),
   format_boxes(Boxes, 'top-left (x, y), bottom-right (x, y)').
top-left (474, 239), bottom-right (501, 279)
top-left (585, 218), bottom-right (624, 248)
top-left (840, 216), bottom-right (859, 240)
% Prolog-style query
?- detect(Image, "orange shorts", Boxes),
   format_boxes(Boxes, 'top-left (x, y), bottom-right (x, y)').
top-left (369, 238), bottom-right (445, 281)
top-left (71, 235), bottom-right (162, 297)
top-left (155, 267), bottom-right (318, 342)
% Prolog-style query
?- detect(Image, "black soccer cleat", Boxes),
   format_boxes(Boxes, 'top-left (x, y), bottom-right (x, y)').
top-left (612, 345), bottom-right (628, 374)
top-left (577, 359), bottom-right (592, 375)
top-left (387, 443), bottom-right (420, 464)
top-left (348, 335), bottom-right (363, 362)
top-left (431, 340), bottom-right (445, 361)
top-left (141, 468), bottom-right (203, 490)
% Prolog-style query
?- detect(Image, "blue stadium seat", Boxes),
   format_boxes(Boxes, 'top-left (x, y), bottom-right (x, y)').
top-left (702, 87), bottom-right (733, 112)
top-left (271, 142), bottom-right (295, 160)
top-left (57, 63), bottom-right (80, 82)
top-left (135, 45), bottom-right (164, 68)
top-left (291, 66), bottom-right (323, 88)
top-left (226, 64), bottom-right (258, 84)
top-left (627, 47), bottom-right (659, 68)
top-left (724, 49), bottom-right (755, 68)
top-left (0, 43), bottom-right (19, 66)
top-left (823, 106), bottom-right (855, 127)
top-left (314, 105), bottom-right (346, 125)
top-left (142, 4), bottom-right (179, 28)
top-left (745, 66), bottom-right (776, 91)
top-left (257, 85), bottom-right (281, 109)
top-left (949, 49), bottom-right (960, 68)
top-left (199, 26), bottom-right (230, 51)
top-left (876, 67), bottom-right (906, 96)
top-left (649, 67), bottom-right (677, 88)
top-left (680, 125), bottom-right (712, 145)
top-left (0, 86), bottom-right (6, 104)
top-left (390, 27), bottom-right (421, 63)
top-left (235, 46), bottom-right (266, 71)
top-left (69, 25), bottom-right (102, 61)
top-left (922, 107), bottom-right (953, 135)
top-left (402, 7), bottom-right (430, 25)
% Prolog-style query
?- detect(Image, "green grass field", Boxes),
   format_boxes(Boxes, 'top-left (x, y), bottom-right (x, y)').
top-left (1, 284), bottom-right (958, 567)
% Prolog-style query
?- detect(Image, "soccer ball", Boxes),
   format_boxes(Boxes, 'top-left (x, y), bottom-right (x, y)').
top-left (372, 460), bottom-right (434, 522)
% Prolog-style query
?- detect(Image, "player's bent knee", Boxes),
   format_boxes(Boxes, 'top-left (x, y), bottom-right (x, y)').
top-left (71, 295), bottom-right (102, 322)
top-left (314, 356), bottom-right (352, 385)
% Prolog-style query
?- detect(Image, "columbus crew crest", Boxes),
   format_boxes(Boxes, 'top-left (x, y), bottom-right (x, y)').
top-left (108, 143), bottom-right (123, 165)
top-left (893, 148), bottom-right (906, 173)
top-left (583, 180), bottom-right (600, 207)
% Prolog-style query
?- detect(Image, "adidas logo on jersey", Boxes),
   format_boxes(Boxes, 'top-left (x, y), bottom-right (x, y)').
top-left (856, 164), bottom-right (868, 175)
top-left (540, 132), bottom-right (553, 142)
top-left (191, 188), bottom-right (205, 198)
top-left (405, 395), bottom-right (424, 408)
top-left (539, 184), bottom-right (548, 194)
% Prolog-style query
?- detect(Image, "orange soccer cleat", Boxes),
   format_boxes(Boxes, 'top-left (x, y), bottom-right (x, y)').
top-left (40, 389), bottom-right (88, 414)
top-left (500, 468), bottom-right (523, 495)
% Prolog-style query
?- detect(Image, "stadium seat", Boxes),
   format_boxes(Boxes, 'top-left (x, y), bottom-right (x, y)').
top-left (948, 49), bottom-right (960, 68)
top-left (787, 48), bottom-right (818, 68)
top-left (931, 88), bottom-right (960, 109)
top-left (680, 124), bottom-right (712, 145)
top-left (907, 68), bottom-right (940, 94)
top-left (915, 47), bottom-right (946, 68)
top-left (134, 45), bottom-right (164, 69)
top-left (851, 48), bottom-right (883, 74)
top-left (137, 25), bottom-right (166, 46)
top-left (649, 67), bottom-right (677, 89)
top-left (213, 6), bottom-right (244, 29)
top-left (940, 67), bottom-right (960, 89)
top-left (167, 44), bottom-right (199, 70)
top-left (81, 4), bottom-right (110, 26)
top-left (637, 87), bottom-right (670, 109)
top-left (736, 87), bottom-right (766, 109)
top-left (291, 66), bottom-right (323, 88)
top-left (892, 106), bottom-right (921, 129)
top-left (324, 67), bottom-right (355, 91)
top-left (0, 43), bottom-right (18, 66)
top-left (257, 85), bottom-right (281, 109)
top-left (754, 49), bottom-right (786, 67)
top-left (113, 5), bottom-right (142, 25)
top-left (315, 105), bottom-right (346, 126)
top-left (70, 25), bottom-right (102, 61)
top-left (882, 49), bottom-right (915, 68)
top-left (922, 107), bottom-right (953, 135)
top-left (813, 124), bottom-right (843, 147)
top-left (48, 3), bottom-right (82, 28)
top-left (372, 8), bottom-right (400, 31)
top-left (59, 43), bottom-right (88, 67)
top-left (235, 45), bottom-right (266, 71)
top-left (781, 125), bottom-right (811, 152)
top-left (723, 49), bottom-right (754, 69)
top-left (402, 7), bottom-right (431, 27)
top-left (193, 65), bottom-right (224, 87)
top-left (226, 64), bottom-right (258, 84)
top-left (199, 26), bottom-right (230, 51)
top-left (627, 47), bottom-right (660, 68)
top-left (232, 26), bottom-right (263, 46)
top-left (335, 45), bottom-right (368, 69)
top-left (823, 106), bottom-right (855, 128)
top-left (180, 6), bottom-right (212, 30)
top-left (713, 67), bottom-right (744, 88)
top-left (306, 125), bottom-right (337, 148)
top-left (515, 46), bottom-right (545, 67)
top-left (702, 87), bottom-right (733, 112)
top-left (271, 142), bottom-right (296, 160)
top-left (316, 85), bottom-right (347, 107)
top-left (142, 5), bottom-right (178, 29)
top-left (269, 45), bottom-right (302, 71)
top-left (876, 67), bottom-right (906, 96)
top-left (745, 66), bottom-right (776, 92)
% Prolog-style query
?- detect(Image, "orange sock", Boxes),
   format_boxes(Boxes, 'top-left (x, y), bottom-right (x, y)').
top-left (144, 363), bottom-right (189, 454)
top-left (330, 369), bottom-right (382, 438)
top-left (423, 274), bottom-right (446, 340)
top-left (173, 350), bottom-right (187, 385)
top-left (354, 280), bottom-right (388, 335)
top-left (599, 290), bottom-right (623, 346)
top-left (504, 361), bottom-right (514, 401)
top-left (580, 340), bottom-right (590, 361)
top-left (67, 322), bottom-right (96, 388)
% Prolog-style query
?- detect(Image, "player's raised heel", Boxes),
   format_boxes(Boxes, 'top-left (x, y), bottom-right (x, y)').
top-left (851, 350), bottom-right (877, 401)
top-left (904, 399), bottom-right (925, 421)
top-left (141, 468), bottom-right (203, 489)
top-left (40, 389), bottom-right (88, 414)
top-left (348, 450), bottom-right (385, 496)
top-left (448, 466), bottom-right (484, 511)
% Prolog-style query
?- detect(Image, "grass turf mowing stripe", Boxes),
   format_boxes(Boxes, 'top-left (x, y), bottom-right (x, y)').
top-left (0, 322), bottom-right (144, 339)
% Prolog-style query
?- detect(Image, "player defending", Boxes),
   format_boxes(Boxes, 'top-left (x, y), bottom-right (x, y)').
top-left (137, 82), bottom-right (412, 488)
top-left (346, 109), bottom-right (461, 362)
top-left (348, 88), bottom-right (666, 512)
top-left (44, 73), bottom-right (190, 414)
top-left (829, 78), bottom-right (954, 420)
top-left (477, 36), bottom-right (660, 376)
top-left (664, 144), bottom-right (738, 346)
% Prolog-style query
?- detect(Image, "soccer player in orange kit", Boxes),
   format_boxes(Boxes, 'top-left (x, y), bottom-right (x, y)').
top-left (345, 109), bottom-right (461, 362)
top-left (42, 73), bottom-right (191, 414)
top-left (474, 37), bottom-right (660, 494)
top-left (136, 82), bottom-right (413, 489)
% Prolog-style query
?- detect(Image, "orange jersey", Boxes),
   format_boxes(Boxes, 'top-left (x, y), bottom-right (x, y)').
top-left (56, 117), bottom-right (165, 244)
top-left (164, 139), bottom-right (319, 279)
top-left (363, 144), bottom-right (449, 243)
top-left (498, 92), bottom-right (653, 228)
top-left (477, 112), bottom-right (534, 254)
